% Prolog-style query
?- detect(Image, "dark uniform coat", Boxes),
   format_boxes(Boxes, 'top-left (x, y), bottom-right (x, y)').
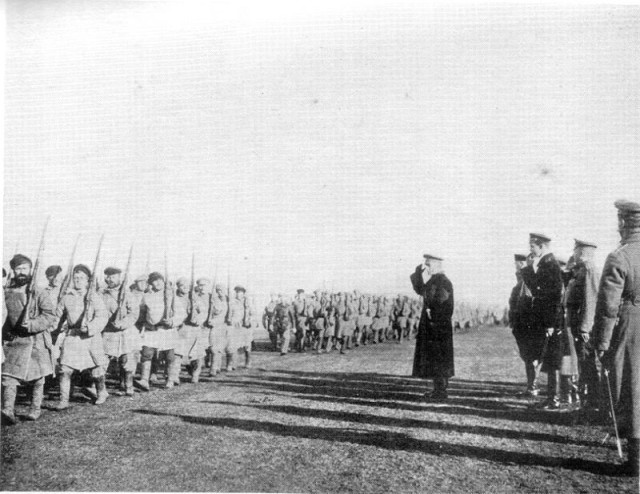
top-left (519, 253), bottom-right (563, 370)
top-left (411, 266), bottom-right (454, 379)
top-left (592, 231), bottom-right (640, 439)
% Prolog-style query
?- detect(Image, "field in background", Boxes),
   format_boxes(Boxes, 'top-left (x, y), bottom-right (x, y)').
top-left (1, 325), bottom-right (636, 493)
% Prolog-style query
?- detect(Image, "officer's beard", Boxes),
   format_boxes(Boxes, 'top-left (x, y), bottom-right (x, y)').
top-left (13, 274), bottom-right (30, 287)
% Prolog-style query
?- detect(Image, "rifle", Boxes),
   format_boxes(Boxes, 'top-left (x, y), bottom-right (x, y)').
top-left (603, 367), bottom-right (624, 459)
top-left (225, 268), bottom-right (231, 324)
top-left (57, 234), bottom-right (81, 308)
top-left (162, 252), bottom-right (173, 323)
top-left (24, 217), bottom-right (50, 321)
top-left (80, 234), bottom-right (104, 328)
top-left (206, 263), bottom-right (218, 326)
top-left (114, 243), bottom-right (134, 324)
top-left (187, 252), bottom-right (196, 323)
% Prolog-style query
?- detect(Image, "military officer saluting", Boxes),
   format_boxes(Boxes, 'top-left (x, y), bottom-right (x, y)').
top-left (2, 254), bottom-right (57, 423)
top-left (591, 200), bottom-right (640, 476)
top-left (411, 254), bottom-right (454, 401)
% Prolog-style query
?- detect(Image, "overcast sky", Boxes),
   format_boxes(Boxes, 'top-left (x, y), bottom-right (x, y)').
top-left (3, 1), bottom-right (639, 306)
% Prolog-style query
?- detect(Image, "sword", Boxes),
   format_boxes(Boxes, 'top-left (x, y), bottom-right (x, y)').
top-left (603, 367), bottom-right (624, 459)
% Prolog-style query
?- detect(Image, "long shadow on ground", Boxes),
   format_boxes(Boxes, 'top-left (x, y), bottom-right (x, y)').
top-left (132, 409), bottom-right (619, 476)
top-left (200, 400), bottom-right (601, 448)
top-left (216, 376), bottom-right (574, 425)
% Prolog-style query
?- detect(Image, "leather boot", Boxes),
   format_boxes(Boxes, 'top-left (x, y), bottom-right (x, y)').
top-left (1, 382), bottom-right (18, 424)
top-left (191, 359), bottom-right (202, 383)
top-left (94, 376), bottom-right (109, 405)
top-left (210, 353), bottom-right (220, 377)
top-left (622, 438), bottom-right (639, 477)
top-left (53, 373), bottom-right (71, 411)
top-left (226, 352), bottom-right (236, 372)
top-left (125, 372), bottom-right (134, 397)
top-left (244, 351), bottom-right (251, 369)
top-left (165, 360), bottom-right (180, 389)
top-left (136, 361), bottom-right (152, 391)
top-left (25, 378), bottom-right (45, 420)
top-left (540, 371), bottom-right (560, 409)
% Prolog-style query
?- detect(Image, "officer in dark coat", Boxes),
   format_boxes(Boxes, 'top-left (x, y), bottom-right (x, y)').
top-left (509, 254), bottom-right (538, 396)
top-left (519, 233), bottom-right (564, 409)
top-left (411, 254), bottom-right (454, 401)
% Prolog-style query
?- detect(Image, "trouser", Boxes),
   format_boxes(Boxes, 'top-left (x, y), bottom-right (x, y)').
top-left (268, 329), bottom-right (278, 351)
top-left (575, 338), bottom-right (602, 408)
top-left (279, 329), bottom-right (292, 354)
top-left (295, 324), bottom-right (307, 352)
top-left (524, 360), bottom-right (539, 391)
top-left (58, 365), bottom-right (106, 403)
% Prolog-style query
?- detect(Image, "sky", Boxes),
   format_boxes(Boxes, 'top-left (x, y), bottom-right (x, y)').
top-left (3, 1), bottom-right (639, 307)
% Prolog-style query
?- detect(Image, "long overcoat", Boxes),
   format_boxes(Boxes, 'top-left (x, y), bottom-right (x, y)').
top-left (411, 266), bottom-right (454, 379)
top-left (2, 285), bottom-right (56, 381)
top-left (592, 231), bottom-right (640, 439)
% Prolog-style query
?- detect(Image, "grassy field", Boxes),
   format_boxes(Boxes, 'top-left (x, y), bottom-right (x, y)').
top-left (1, 325), bottom-right (637, 493)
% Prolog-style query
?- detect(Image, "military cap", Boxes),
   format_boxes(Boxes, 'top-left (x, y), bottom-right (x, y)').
top-left (234, 285), bottom-right (246, 293)
top-left (297, 289), bottom-right (305, 294)
top-left (215, 284), bottom-right (226, 291)
top-left (10, 254), bottom-right (32, 270)
top-left (529, 232), bottom-right (551, 243)
top-left (614, 199), bottom-right (640, 215)
top-left (196, 277), bottom-right (211, 285)
top-left (73, 264), bottom-right (92, 278)
top-left (148, 272), bottom-right (164, 284)
top-left (104, 267), bottom-right (122, 276)
top-left (45, 265), bottom-right (62, 277)
top-left (574, 239), bottom-right (597, 249)
top-left (423, 254), bottom-right (444, 261)
top-left (514, 254), bottom-right (527, 262)
top-left (134, 274), bottom-right (148, 282)
top-left (176, 277), bottom-right (189, 286)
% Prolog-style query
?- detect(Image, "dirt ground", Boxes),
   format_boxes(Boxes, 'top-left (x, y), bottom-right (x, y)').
top-left (1, 325), bottom-right (638, 493)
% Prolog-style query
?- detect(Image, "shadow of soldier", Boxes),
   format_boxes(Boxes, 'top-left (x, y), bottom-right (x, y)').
top-left (131, 408), bottom-right (620, 476)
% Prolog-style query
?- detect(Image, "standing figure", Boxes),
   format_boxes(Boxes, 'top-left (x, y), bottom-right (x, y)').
top-left (509, 254), bottom-right (537, 396)
top-left (2, 255), bottom-right (57, 423)
top-left (293, 289), bottom-right (309, 353)
top-left (101, 267), bottom-right (140, 396)
top-left (226, 286), bottom-right (253, 369)
top-left (592, 200), bottom-right (640, 477)
top-left (56, 264), bottom-right (109, 410)
top-left (519, 233), bottom-right (564, 409)
top-left (274, 295), bottom-right (295, 355)
top-left (206, 284), bottom-right (228, 376)
top-left (262, 293), bottom-right (278, 351)
top-left (411, 254), bottom-right (454, 401)
top-left (565, 239), bottom-right (601, 410)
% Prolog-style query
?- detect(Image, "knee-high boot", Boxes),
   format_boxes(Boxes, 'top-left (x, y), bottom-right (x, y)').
top-left (136, 361), bottom-right (152, 391)
top-left (1, 382), bottom-right (18, 424)
top-left (25, 378), bottom-right (45, 420)
top-left (94, 376), bottom-right (109, 405)
top-left (54, 373), bottom-right (71, 411)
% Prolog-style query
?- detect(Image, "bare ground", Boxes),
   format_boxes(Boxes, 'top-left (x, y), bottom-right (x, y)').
top-left (1, 325), bottom-right (637, 493)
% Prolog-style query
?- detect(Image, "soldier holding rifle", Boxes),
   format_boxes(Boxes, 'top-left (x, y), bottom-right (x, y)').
top-left (101, 253), bottom-right (140, 397)
top-left (2, 249), bottom-right (57, 423)
top-left (591, 200), bottom-right (640, 477)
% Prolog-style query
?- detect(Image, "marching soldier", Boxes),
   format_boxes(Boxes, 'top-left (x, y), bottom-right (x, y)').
top-left (262, 293), bottom-right (278, 351)
top-left (179, 278), bottom-right (210, 383)
top-left (136, 272), bottom-right (179, 391)
top-left (55, 264), bottom-right (109, 410)
top-left (591, 200), bottom-right (640, 476)
top-left (2, 254), bottom-right (57, 423)
top-left (411, 254), bottom-right (454, 401)
top-left (293, 289), bottom-right (309, 353)
top-left (370, 295), bottom-right (386, 344)
top-left (44, 265), bottom-right (63, 303)
top-left (206, 284), bottom-right (228, 376)
top-left (226, 286), bottom-right (253, 369)
top-left (101, 267), bottom-right (141, 396)
top-left (164, 277), bottom-right (190, 387)
top-left (565, 239), bottom-right (601, 410)
top-left (355, 292), bottom-right (372, 346)
top-left (519, 233), bottom-right (564, 409)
